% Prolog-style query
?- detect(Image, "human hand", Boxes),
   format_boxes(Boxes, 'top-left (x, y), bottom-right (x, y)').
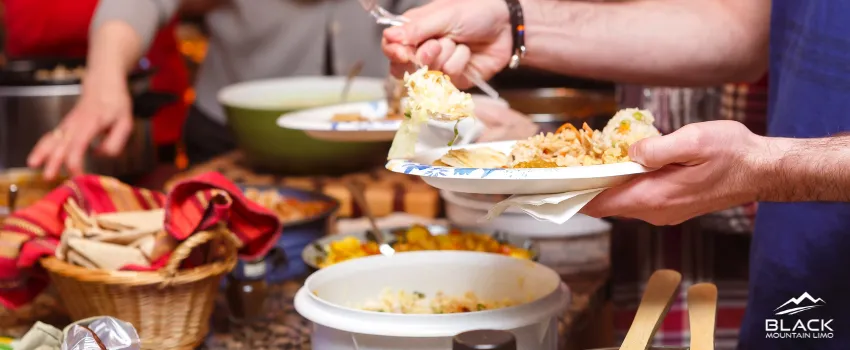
top-left (27, 73), bottom-right (133, 179)
top-left (580, 120), bottom-right (767, 226)
top-left (382, 0), bottom-right (513, 88)
top-left (473, 97), bottom-right (538, 142)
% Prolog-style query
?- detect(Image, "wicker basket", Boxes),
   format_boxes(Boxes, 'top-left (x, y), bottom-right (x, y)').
top-left (41, 226), bottom-right (242, 349)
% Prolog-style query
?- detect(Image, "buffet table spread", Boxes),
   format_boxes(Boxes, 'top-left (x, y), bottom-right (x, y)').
top-left (1, 151), bottom-right (612, 349)
top-left (200, 263), bottom-right (609, 349)
top-left (174, 152), bottom-right (612, 349)
top-left (165, 151), bottom-right (441, 219)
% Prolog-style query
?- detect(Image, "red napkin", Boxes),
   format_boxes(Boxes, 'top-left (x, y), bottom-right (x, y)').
top-left (164, 172), bottom-right (282, 260)
top-left (0, 172), bottom-right (281, 309)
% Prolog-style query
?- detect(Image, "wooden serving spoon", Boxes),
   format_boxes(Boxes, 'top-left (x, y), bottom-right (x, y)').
top-left (620, 269), bottom-right (682, 350)
top-left (688, 283), bottom-right (718, 350)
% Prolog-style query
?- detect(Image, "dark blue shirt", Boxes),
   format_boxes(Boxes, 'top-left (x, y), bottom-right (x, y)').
top-left (739, 1), bottom-right (850, 349)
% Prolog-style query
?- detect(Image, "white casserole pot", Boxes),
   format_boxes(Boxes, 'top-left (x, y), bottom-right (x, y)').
top-left (294, 251), bottom-right (570, 350)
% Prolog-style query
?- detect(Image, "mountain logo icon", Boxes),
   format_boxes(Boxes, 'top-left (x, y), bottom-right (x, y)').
top-left (774, 292), bottom-right (826, 316)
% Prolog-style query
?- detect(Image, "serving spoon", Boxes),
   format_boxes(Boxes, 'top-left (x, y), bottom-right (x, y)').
top-left (341, 60), bottom-right (364, 103)
top-left (358, 0), bottom-right (500, 100)
top-left (688, 283), bottom-right (718, 350)
top-left (620, 269), bottom-right (682, 350)
top-left (345, 182), bottom-right (395, 257)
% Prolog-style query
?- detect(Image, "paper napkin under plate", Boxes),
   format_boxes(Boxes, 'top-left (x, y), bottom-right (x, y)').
top-left (484, 188), bottom-right (606, 225)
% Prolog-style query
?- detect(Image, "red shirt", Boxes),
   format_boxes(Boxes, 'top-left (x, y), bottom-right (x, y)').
top-left (3, 0), bottom-right (190, 146)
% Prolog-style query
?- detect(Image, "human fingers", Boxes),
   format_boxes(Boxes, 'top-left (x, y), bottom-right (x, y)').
top-left (27, 131), bottom-right (61, 170)
top-left (629, 125), bottom-right (706, 168)
top-left (416, 39), bottom-right (446, 68)
top-left (579, 186), bottom-right (639, 219)
top-left (385, 43), bottom-right (417, 78)
top-left (42, 127), bottom-right (74, 179)
top-left (579, 169), bottom-right (675, 219)
top-left (420, 38), bottom-right (453, 70)
top-left (382, 34), bottom-right (412, 64)
top-left (96, 114), bottom-right (132, 156)
top-left (384, 4), bottom-right (457, 47)
top-left (442, 43), bottom-right (471, 78)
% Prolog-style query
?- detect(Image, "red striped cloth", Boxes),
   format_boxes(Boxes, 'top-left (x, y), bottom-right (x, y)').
top-left (0, 172), bottom-right (281, 309)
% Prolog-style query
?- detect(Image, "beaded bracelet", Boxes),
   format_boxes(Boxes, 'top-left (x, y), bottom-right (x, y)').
top-left (505, 0), bottom-right (526, 69)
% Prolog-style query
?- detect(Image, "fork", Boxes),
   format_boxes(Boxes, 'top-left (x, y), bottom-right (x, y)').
top-left (359, 0), bottom-right (501, 100)
top-left (359, 0), bottom-right (409, 26)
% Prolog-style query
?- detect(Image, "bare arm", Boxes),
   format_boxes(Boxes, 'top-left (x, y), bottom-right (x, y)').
top-left (27, 0), bottom-right (181, 179)
top-left (521, 0), bottom-right (770, 86)
top-left (756, 136), bottom-right (850, 202)
top-left (87, 0), bottom-right (180, 81)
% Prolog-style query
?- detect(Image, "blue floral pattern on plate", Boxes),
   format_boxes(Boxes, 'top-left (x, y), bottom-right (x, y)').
top-left (389, 160), bottom-right (508, 178)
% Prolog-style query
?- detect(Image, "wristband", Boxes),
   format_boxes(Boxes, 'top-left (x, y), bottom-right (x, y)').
top-left (505, 0), bottom-right (526, 69)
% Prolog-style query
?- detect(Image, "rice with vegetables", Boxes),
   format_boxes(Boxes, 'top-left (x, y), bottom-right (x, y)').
top-left (359, 289), bottom-right (517, 314)
top-left (508, 108), bottom-right (660, 167)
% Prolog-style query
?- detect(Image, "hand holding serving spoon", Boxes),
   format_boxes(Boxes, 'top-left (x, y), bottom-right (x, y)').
top-left (358, 0), bottom-right (500, 100)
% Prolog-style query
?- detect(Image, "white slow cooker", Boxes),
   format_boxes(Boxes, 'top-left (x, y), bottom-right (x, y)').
top-left (295, 251), bottom-right (569, 350)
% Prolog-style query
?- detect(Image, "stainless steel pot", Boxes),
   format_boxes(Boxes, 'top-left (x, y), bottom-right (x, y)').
top-left (0, 58), bottom-right (163, 178)
top-left (499, 88), bottom-right (617, 133)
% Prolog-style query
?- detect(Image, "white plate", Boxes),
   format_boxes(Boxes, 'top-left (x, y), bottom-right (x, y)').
top-left (386, 141), bottom-right (653, 195)
top-left (277, 100), bottom-right (401, 142)
top-left (277, 99), bottom-right (485, 144)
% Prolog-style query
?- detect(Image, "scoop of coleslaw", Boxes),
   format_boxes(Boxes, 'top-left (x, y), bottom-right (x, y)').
top-left (387, 67), bottom-right (475, 160)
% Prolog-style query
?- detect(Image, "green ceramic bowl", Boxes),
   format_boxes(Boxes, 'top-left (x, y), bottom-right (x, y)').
top-left (218, 76), bottom-right (389, 175)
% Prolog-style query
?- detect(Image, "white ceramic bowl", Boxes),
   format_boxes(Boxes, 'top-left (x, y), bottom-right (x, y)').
top-left (294, 251), bottom-right (570, 350)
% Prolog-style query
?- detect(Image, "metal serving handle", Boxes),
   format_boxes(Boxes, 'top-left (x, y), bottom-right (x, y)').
top-left (8, 184), bottom-right (18, 214)
top-left (0, 183), bottom-right (18, 217)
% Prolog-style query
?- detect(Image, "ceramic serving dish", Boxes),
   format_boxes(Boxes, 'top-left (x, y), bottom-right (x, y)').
top-left (234, 185), bottom-right (339, 282)
top-left (218, 76), bottom-right (387, 175)
top-left (300, 224), bottom-right (539, 270)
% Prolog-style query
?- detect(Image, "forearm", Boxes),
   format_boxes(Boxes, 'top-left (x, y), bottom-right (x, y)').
top-left (86, 0), bottom-right (180, 90)
top-left (520, 0), bottom-right (770, 86)
top-left (85, 22), bottom-right (145, 90)
top-left (755, 136), bottom-right (850, 202)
